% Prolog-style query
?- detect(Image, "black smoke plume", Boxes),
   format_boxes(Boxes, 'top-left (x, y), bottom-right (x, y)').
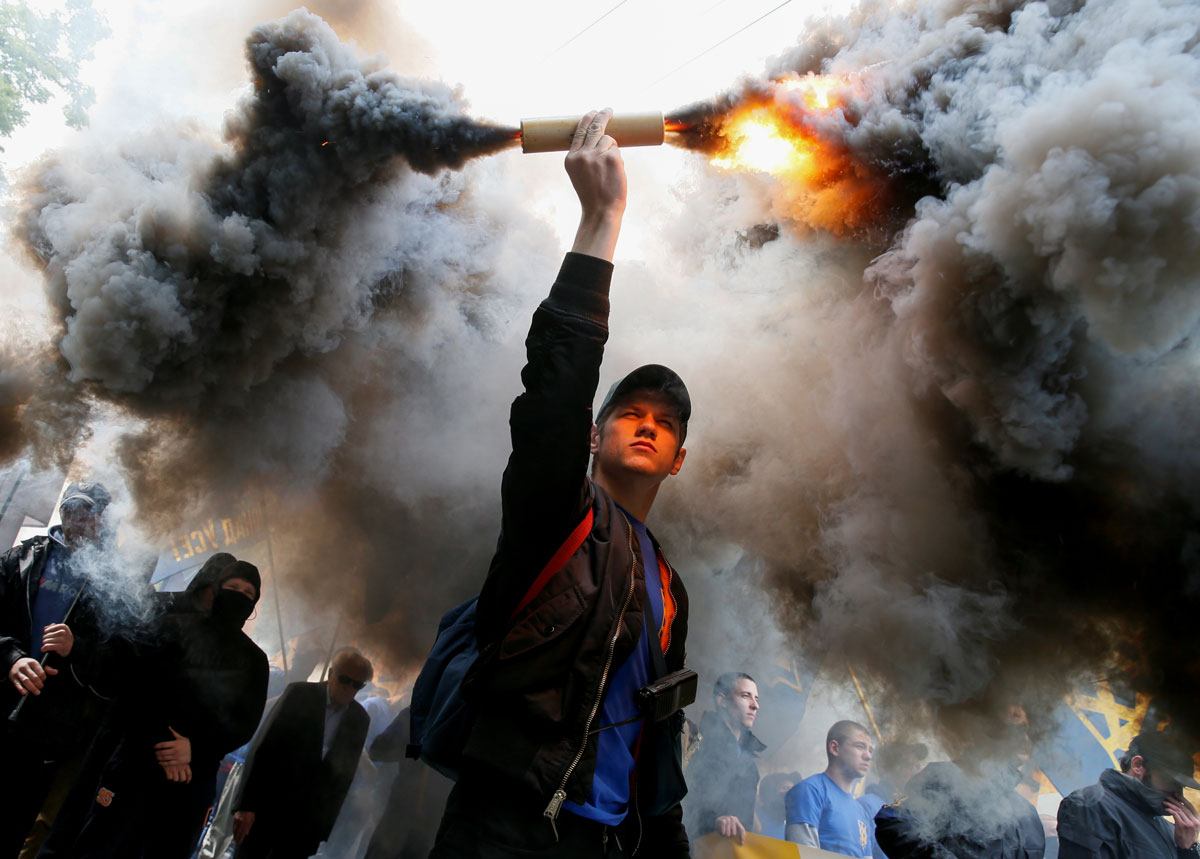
top-left (654, 0), bottom-right (1200, 743)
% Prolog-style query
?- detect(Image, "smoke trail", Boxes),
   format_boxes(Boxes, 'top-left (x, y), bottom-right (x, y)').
top-left (8, 9), bottom-right (544, 656)
top-left (654, 0), bottom-right (1200, 741)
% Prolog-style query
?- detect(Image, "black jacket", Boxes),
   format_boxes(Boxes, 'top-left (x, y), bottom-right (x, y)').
top-left (0, 533), bottom-right (112, 756)
top-left (235, 681), bottom-right (370, 848)
top-left (874, 761), bottom-right (1046, 859)
top-left (683, 710), bottom-right (766, 838)
top-left (464, 253), bottom-right (691, 854)
top-left (1057, 768), bottom-right (1194, 859)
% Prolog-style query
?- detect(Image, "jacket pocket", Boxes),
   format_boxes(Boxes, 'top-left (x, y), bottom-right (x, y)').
top-left (500, 584), bottom-right (586, 660)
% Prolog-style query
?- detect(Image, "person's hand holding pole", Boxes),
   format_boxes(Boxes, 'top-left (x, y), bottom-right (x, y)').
top-left (8, 656), bottom-right (58, 696)
top-left (565, 108), bottom-right (627, 263)
top-left (41, 623), bottom-right (74, 657)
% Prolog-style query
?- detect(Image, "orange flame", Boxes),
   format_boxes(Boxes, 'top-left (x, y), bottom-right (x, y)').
top-left (710, 73), bottom-right (884, 236)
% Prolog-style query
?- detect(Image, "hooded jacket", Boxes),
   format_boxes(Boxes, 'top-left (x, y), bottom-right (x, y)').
top-left (1057, 768), bottom-right (1196, 859)
top-left (683, 709), bottom-right (767, 838)
top-left (462, 253), bottom-right (691, 855)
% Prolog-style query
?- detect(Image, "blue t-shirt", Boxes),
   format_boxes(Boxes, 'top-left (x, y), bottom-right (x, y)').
top-left (564, 507), bottom-right (663, 825)
top-left (786, 772), bottom-right (873, 858)
top-left (30, 540), bottom-right (81, 659)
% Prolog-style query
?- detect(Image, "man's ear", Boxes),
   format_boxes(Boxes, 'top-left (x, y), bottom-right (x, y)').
top-left (669, 446), bottom-right (687, 476)
top-left (1129, 754), bottom-right (1146, 777)
top-left (589, 424), bottom-right (600, 455)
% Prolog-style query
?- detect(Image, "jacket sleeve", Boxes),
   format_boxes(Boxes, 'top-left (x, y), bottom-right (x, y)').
top-left (873, 805), bottom-right (958, 859)
top-left (1055, 796), bottom-right (1102, 859)
top-left (234, 685), bottom-right (296, 813)
top-left (476, 252), bottom-right (611, 639)
top-left (0, 544), bottom-right (31, 673)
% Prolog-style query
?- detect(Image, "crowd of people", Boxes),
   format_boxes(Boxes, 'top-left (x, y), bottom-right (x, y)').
top-left (3, 111), bottom-right (1198, 859)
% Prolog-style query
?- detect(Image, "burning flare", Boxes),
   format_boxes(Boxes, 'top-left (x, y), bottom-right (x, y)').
top-left (671, 74), bottom-right (888, 236)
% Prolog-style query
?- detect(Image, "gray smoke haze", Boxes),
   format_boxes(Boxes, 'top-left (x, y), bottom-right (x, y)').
top-left (8, 8), bottom-right (545, 654)
top-left (5, 0), bottom-right (1200, 767)
top-left (657, 0), bottom-right (1200, 744)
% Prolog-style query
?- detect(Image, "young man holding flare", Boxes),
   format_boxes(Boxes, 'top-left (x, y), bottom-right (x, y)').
top-left (430, 109), bottom-right (693, 857)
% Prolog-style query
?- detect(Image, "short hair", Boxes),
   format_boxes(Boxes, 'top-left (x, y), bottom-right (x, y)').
top-left (1118, 749), bottom-right (1134, 773)
top-left (714, 672), bottom-right (755, 704)
top-left (827, 720), bottom-right (871, 757)
top-left (331, 647), bottom-right (374, 682)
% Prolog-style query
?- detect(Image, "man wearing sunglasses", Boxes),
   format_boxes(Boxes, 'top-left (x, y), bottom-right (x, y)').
top-left (232, 647), bottom-right (374, 858)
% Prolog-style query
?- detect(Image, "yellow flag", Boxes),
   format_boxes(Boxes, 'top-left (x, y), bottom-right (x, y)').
top-left (694, 832), bottom-right (853, 859)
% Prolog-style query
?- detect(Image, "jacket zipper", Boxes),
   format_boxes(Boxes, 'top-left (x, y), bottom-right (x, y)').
top-left (631, 773), bottom-right (643, 855)
top-left (543, 515), bottom-right (638, 839)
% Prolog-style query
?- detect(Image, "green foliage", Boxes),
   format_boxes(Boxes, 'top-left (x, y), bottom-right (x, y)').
top-left (0, 0), bottom-right (109, 138)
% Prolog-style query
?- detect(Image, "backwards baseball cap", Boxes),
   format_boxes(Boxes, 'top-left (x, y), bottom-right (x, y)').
top-left (1127, 732), bottom-right (1200, 790)
top-left (596, 364), bottom-right (691, 436)
top-left (59, 481), bottom-right (111, 515)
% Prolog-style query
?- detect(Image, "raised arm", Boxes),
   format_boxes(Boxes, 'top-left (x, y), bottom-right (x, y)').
top-left (477, 110), bottom-right (627, 636)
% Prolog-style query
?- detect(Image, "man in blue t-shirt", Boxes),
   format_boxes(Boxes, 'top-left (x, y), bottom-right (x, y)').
top-left (786, 719), bottom-right (876, 857)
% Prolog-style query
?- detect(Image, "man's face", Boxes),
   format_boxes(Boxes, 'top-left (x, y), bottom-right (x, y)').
top-left (591, 392), bottom-right (686, 483)
top-left (833, 729), bottom-right (875, 779)
top-left (719, 678), bottom-right (760, 731)
top-left (60, 504), bottom-right (100, 550)
top-left (328, 660), bottom-right (370, 707)
top-left (1132, 757), bottom-right (1185, 800)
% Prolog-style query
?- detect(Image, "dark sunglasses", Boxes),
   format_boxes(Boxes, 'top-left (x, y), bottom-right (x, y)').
top-left (337, 673), bottom-right (366, 691)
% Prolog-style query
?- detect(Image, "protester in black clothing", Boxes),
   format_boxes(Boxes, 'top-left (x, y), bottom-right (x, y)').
top-left (429, 109), bottom-right (693, 858)
top-left (874, 704), bottom-right (1045, 859)
top-left (684, 673), bottom-right (765, 845)
top-left (53, 560), bottom-right (269, 859)
top-left (232, 647), bottom-right (373, 859)
top-left (1056, 731), bottom-right (1200, 859)
top-left (0, 481), bottom-right (116, 858)
top-left (158, 553), bottom-right (236, 615)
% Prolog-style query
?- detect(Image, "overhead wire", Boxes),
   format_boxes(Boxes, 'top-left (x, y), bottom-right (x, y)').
top-left (649, 0), bottom-right (795, 89)
top-left (544, 0), bottom-right (634, 60)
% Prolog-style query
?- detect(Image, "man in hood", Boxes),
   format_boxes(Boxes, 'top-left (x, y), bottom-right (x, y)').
top-left (1057, 730), bottom-right (1200, 859)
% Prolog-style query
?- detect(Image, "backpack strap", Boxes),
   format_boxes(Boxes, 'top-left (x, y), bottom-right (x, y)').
top-left (507, 508), bottom-right (594, 624)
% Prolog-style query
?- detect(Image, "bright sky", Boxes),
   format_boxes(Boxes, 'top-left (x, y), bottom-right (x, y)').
top-left (7, 0), bottom-right (856, 255)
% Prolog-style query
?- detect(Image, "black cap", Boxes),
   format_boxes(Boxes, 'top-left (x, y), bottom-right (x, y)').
top-left (217, 560), bottom-right (262, 603)
top-left (59, 481), bottom-right (111, 515)
top-left (596, 364), bottom-right (691, 432)
top-left (1128, 732), bottom-right (1200, 790)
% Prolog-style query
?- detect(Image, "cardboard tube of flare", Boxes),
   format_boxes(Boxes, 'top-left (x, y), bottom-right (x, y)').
top-left (520, 112), bottom-right (665, 154)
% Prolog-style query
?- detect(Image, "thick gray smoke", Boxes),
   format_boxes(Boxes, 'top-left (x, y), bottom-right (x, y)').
top-left (9, 8), bottom-right (544, 652)
top-left (6, 0), bottom-right (1200, 764)
top-left (656, 0), bottom-right (1200, 742)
